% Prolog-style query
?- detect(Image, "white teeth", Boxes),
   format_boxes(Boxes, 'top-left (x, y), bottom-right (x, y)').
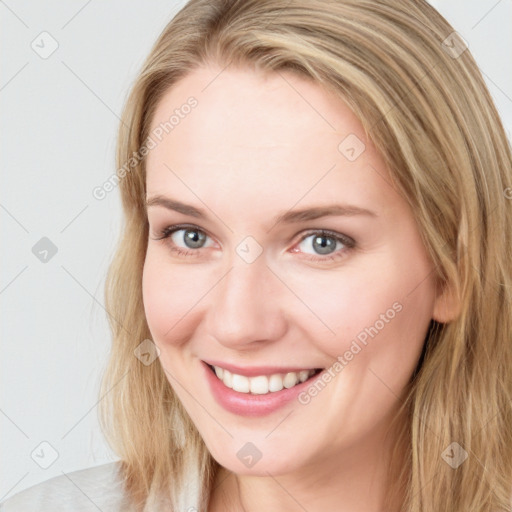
top-left (223, 369), bottom-right (232, 388)
top-left (214, 366), bottom-right (317, 395)
top-left (298, 370), bottom-right (310, 383)
top-left (268, 374), bottom-right (284, 392)
top-left (283, 372), bottom-right (298, 388)
top-left (231, 374), bottom-right (250, 393)
top-left (250, 375), bottom-right (269, 395)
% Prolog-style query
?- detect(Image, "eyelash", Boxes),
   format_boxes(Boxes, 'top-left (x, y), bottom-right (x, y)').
top-left (152, 223), bottom-right (356, 263)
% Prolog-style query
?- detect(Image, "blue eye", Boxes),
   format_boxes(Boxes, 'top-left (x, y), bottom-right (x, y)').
top-left (292, 230), bottom-right (355, 262)
top-left (152, 224), bottom-right (355, 263)
top-left (153, 225), bottom-right (212, 257)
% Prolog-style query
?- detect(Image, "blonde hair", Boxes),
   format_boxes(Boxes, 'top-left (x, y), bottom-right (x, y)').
top-left (98, 1), bottom-right (512, 510)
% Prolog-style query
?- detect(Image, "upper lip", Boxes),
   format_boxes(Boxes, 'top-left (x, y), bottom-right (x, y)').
top-left (203, 360), bottom-right (322, 377)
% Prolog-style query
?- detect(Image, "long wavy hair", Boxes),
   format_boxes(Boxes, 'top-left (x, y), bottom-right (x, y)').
top-left (97, 1), bottom-right (512, 510)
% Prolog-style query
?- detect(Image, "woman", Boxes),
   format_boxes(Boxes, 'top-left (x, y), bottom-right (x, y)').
top-left (2, 0), bottom-right (511, 511)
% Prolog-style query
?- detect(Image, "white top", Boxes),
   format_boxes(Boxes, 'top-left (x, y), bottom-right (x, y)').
top-left (0, 461), bottom-right (137, 511)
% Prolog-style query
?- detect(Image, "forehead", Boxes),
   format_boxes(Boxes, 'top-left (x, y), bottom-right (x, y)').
top-left (148, 64), bottom-right (366, 155)
top-left (145, 65), bottom-right (399, 217)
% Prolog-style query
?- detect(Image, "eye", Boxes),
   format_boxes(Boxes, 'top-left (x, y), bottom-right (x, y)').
top-left (151, 224), bottom-right (214, 257)
top-left (292, 230), bottom-right (355, 262)
top-left (151, 224), bottom-right (355, 263)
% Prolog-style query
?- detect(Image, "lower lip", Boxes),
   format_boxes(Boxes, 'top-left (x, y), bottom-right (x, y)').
top-left (202, 361), bottom-right (321, 417)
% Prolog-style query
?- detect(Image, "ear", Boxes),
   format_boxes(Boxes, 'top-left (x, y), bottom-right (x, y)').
top-left (432, 278), bottom-right (461, 324)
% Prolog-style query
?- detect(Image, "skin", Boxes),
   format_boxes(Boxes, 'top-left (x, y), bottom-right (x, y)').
top-left (142, 63), bottom-right (458, 512)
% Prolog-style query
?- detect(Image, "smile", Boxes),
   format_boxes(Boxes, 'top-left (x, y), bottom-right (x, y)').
top-left (208, 364), bottom-right (323, 395)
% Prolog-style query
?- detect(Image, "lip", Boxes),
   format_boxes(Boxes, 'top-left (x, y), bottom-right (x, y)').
top-left (202, 360), bottom-right (322, 417)
top-left (202, 359), bottom-right (322, 377)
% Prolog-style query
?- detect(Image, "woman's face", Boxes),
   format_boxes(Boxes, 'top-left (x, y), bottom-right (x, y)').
top-left (142, 64), bottom-right (446, 477)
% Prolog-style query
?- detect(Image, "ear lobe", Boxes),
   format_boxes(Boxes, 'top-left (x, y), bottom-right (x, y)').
top-left (432, 279), bottom-right (461, 324)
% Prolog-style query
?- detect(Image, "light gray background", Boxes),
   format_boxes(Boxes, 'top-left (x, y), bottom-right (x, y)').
top-left (1, 0), bottom-right (511, 500)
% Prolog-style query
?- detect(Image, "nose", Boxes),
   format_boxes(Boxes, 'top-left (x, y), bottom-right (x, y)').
top-left (204, 255), bottom-right (288, 351)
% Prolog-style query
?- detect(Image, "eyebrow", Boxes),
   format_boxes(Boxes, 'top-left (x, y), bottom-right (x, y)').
top-left (145, 195), bottom-right (377, 225)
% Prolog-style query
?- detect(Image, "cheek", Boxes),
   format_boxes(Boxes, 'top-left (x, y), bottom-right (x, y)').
top-left (142, 249), bottom-right (199, 345)
top-left (289, 257), bottom-right (436, 366)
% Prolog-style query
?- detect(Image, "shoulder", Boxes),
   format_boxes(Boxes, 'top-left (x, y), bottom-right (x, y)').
top-left (0, 461), bottom-right (136, 511)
